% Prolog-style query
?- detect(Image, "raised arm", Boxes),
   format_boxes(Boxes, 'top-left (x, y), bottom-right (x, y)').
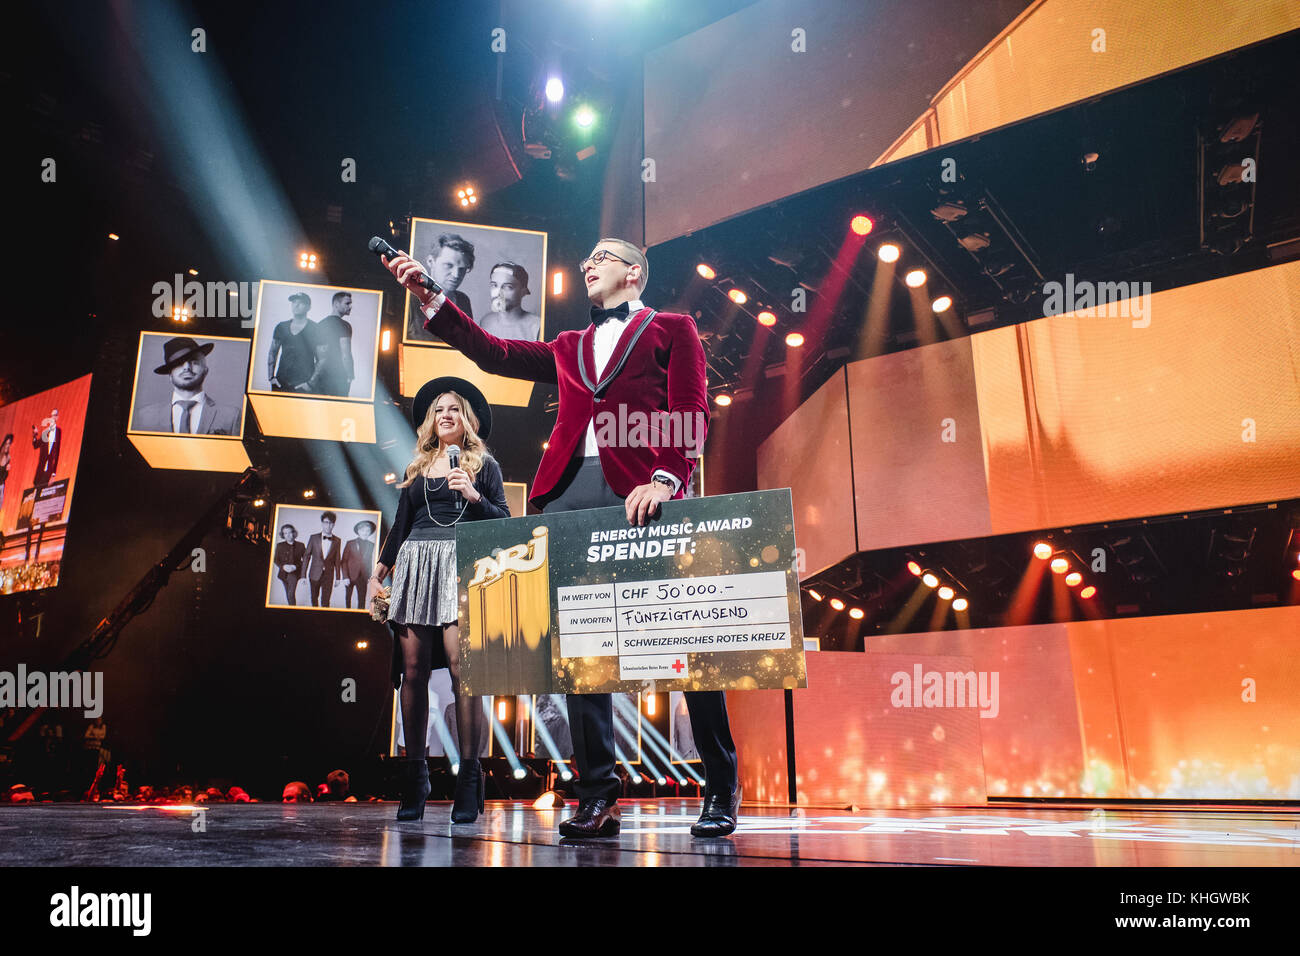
top-left (382, 253), bottom-right (559, 384)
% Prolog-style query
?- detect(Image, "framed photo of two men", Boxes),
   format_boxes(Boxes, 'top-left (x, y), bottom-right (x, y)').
top-left (402, 218), bottom-right (548, 346)
top-left (265, 504), bottom-right (382, 612)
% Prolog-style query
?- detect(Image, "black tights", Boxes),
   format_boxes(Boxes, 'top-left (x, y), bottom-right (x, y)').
top-left (399, 623), bottom-right (482, 762)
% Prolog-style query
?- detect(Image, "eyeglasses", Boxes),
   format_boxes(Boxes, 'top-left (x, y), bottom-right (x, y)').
top-left (579, 249), bottom-right (633, 272)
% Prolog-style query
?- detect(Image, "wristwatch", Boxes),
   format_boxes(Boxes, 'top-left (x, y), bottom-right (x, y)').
top-left (652, 475), bottom-right (676, 491)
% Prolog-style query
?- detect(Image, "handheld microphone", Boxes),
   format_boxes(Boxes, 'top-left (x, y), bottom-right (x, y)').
top-left (446, 444), bottom-right (462, 503)
top-left (367, 236), bottom-right (444, 295)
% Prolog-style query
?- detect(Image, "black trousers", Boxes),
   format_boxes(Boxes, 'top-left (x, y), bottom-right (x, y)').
top-left (310, 574), bottom-right (334, 607)
top-left (545, 457), bottom-right (738, 805)
top-left (280, 573), bottom-right (300, 606)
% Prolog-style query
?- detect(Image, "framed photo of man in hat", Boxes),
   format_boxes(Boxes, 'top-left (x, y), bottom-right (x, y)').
top-left (403, 218), bottom-right (547, 346)
top-left (247, 280), bottom-right (383, 401)
top-left (265, 504), bottom-right (382, 612)
top-left (128, 332), bottom-right (250, 438)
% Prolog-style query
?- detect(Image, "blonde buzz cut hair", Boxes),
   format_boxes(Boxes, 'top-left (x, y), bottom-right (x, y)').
top-left (597, 237), bottom-right (649, 294)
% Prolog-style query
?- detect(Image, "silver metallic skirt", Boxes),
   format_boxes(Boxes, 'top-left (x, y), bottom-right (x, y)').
top-left (387, 535), bottom-right (459, 627)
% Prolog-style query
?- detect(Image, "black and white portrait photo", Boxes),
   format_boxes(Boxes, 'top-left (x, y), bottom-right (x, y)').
top-left (265, 504), bottom-right (382, 612)
top-left (128, 333), bottom-right (250, 437)
top-left (248, 281), bottom-right (382, 401)
top-left (404, 218), bottom-right (547, 345)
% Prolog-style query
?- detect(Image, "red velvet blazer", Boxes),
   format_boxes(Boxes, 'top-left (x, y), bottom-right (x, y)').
top-left (424, 298), bottom-right (708, 509)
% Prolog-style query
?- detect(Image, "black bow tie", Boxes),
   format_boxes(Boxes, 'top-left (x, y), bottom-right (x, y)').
top-left (590, 302), bottom-right (631, 326)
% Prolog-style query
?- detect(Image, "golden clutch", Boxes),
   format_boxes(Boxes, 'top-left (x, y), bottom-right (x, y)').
top-left (369, 586), bottom-right (391, 622)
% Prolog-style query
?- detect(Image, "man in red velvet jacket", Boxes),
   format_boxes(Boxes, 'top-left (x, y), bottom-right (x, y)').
top-left (383, 238), bottom-right (741, 838)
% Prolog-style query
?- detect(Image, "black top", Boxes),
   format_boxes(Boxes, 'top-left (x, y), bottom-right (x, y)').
top-left (378, 455), bottom-right (510, 567)
top-left (312, 314), bottom-right (354, 395)
top-left (272, 320), bottom-right (319, 389)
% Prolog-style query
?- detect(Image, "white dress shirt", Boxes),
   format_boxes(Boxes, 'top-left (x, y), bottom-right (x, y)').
top-left (424, 294), bottom-right (682, 493)
top-left (171, 391), bottom-right (206, 434)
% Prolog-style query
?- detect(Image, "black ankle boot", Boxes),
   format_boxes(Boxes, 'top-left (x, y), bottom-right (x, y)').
top-left (396, 758), bottom-right (430, 821)
top-left (451, 757), bottom-right (484, 823)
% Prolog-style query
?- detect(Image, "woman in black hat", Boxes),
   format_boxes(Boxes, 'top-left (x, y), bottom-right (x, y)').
top-left (370, 376), bottom-right (509, 823)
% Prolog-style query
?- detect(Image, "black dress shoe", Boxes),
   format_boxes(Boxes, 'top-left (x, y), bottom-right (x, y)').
top-left (557, 798), bottom-right (621, 837)
top-left (691, 785), bottom-right (741, 837)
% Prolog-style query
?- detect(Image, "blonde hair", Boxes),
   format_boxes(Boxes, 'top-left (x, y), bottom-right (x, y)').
top-left (596, 237), bottom-right (648, 294)
top-left (399, 391), bottom-right (489, 487)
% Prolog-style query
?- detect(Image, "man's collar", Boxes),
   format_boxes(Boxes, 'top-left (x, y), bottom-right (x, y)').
top-left (172, 390), bottom-right (206, 405)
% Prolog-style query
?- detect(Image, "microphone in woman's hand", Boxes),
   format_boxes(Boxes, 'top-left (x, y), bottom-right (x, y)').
top-left (446, 444), bottom-right (462, 502)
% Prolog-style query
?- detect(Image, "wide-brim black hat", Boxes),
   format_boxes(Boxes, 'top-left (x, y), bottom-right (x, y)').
top-left (353, 519), bottom-right (376, 535)
top-left (154, 337), bottom-right (215, 374)
top-left (412, 376), bottom-right (492, 440)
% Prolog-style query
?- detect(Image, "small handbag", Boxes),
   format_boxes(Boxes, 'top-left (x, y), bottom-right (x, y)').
top-left (369, 585), bottom-right (391, 622)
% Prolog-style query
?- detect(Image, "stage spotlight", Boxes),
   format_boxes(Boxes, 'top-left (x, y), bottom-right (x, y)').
top-left (252, 498), bottom-right (266, 508)
top-left (108, 233), bottom-right (119, 240)
top-left (545, 77), bottom-right (564, 102)
top-left (513, 768), bottom-right (527, 780)
top-left (656, 777), bottom-right (668, 786)
top-left (1292, 568), bottom-right (1300, 582)
top-left (187, 268), bottom-right (199, 276)
top-left (1050, 557), bottom-right (1069, 574)
top-left (905, 269), bottom-right (927, 288)
top-left (1065, 572), bottom-right (1083, 587)
top-left (808, 589), bottom-right (824, 601)
top-left (384, 472), bottom-right (397, 484)
top-left (714, 393), bottom-right (732, 407)
top-left (559, 770), bottom-right (573, 781)
top-left (299, 251), bottom-right (318, 270)
top-left (952, 597), bottom-right (969, 612)
top-left (355, 641), bottom-right (368, 650)
top-left (785, 332), bottom-right (804, 348)
top-left (931, 296), bottom-right (952, 313)
top-left (644, 692), bottom-right (656, 716)
top-left (829, 598), bottom-right (845, 611)
top-left (877, 243), bottom-right (900, 263)
top-left (937, 586), bottom-right (954, 601)
top-left (574, 106), bottom-right (596, 128)
top-left (497, 699), bottom-right (507, 721)
top-left (930, 200), bottom-right (967, 222)
top-left (302, 489), bottom-right (316, 499)
top-left (457, 185), bottom-right (478, 207)
top-left (552, 271), bottom-right (564, 296)
top-left (1079, 585), bottom-right (1097, 599)
top-left (958, 231), bottom-right (991, 253)
top-left (542, 441), bottom-right (550, 450)
top-left (533, 791), bottom-right (565, 809)
top-left (756, 310), bottom-right (777, 326)
top-left (172, 306), bottom-right (189, 323)
top-left (848, 607), bottom-right (865, 619)
top-left (921, 572), bottom-right (939, 588)
top-left (907, 561), bottom-right (922, 576)
top-left (381, 329), bottom-right (392, 352)
top-left (850, 214), bottom-right (874, 236)
top-left (1033, 542), bottom-right (1053, 560)
top-left (727, 289), bottom-right (747, 304)
top-left (697, 263), bottom-right (717, 280)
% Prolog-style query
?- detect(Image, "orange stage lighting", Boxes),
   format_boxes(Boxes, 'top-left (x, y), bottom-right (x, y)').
top-left (714, 393), bottom-right (732, 406)
top-left (1065, 572), bottom-right (1083, 587)
top-left (877, 243), bottom-right (900, 263)
top-left (937, 586), bottom-right (954, 600)
top-left (829, 598), bottom-right (845, 611)
top-left (905, 269), bottom-right (927, 288)
top-left (697, 263), bottom-right (716, 280)
top-left (952, 597), bottom-right (969, 612)
top-left (552, 271), bottom-right (564, 296)
top-left (931, 296), bottom-right (952, 313)
top-left (808, 589), bottom-right (824, 601)
top-left (1050, 557), bottom-right (1069, 574)
top-left (906, 561), bottom-right (922, 576)
top-left (921, 573), bottom-right (939, 588)
top-left (1292, 569), bottom-right (1300, 582)
top-left (848, 607), bottom-right (865, 619)
top-left (785, 332), bottom-right (804, 348)
top-left (1079, 585), bottom-right (1097, 599)
top-left (756, 311), bottom-right (776, 326)
top-left (850, 214), bottom-right (874, 236)
top-left (1033, 542), bottom-right (1053, 560)
top-left (727, 289), bottom-right (747, 304)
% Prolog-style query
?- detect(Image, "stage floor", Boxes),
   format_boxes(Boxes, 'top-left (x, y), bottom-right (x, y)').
top-left (0, 800), bottom-right (1295, 867)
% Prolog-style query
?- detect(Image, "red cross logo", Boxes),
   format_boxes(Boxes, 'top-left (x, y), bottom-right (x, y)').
top-left (672, 659), bottom-right (685, 673)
